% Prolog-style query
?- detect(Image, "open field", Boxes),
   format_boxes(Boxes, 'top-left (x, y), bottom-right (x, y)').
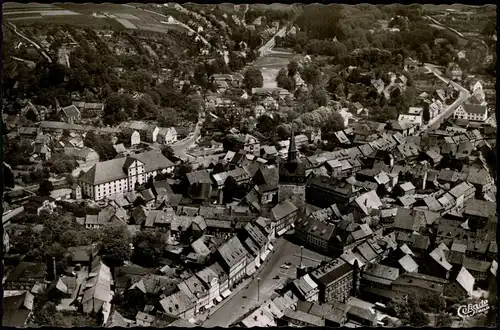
top-left (3, 3), bottom-right (191, 33)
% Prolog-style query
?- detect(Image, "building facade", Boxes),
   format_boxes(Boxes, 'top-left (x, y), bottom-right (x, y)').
top-left (78, 151), bottom-right (175, 201)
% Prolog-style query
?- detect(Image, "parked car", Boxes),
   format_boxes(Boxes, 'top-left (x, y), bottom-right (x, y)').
top-left (273, 275), bottom-right (280, 280)
top-left (280, 264), bottom-right (290, 269)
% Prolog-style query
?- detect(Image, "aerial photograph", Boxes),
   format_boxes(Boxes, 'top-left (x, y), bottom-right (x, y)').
top-left (1, 2), bottom-right (497, 328)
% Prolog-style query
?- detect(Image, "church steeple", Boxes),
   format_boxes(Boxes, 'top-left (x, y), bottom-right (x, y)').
top-left (287, 128), bottom-right (297, 164)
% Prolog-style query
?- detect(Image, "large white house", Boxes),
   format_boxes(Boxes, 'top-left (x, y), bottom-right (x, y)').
top-left (453, 103), bottom-right (488, 122)
top-left (398, 107), bottom-right (423, 127)
top-left (78, 150), bottom-right (175, 201)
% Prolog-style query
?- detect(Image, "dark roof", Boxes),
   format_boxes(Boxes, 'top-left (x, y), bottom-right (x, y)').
top-left (186, 169), bottom-right (212, 185)
top-left (464, 199), bottom-right (496, 219)
top-left (218, 236), bottom-right (247, 269)
top-left (310, 258), bottom-right (352, 286)
top-left (6, 262), bottom-right (45, 283)
top-left (462, 103), bottom-right (487, 114)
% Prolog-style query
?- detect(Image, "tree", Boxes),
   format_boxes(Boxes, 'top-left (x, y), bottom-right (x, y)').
top-left (132, 231), bottom-right (167, 267)
top-left (174, 163), bottom-right (193, 179)
top-left (423, 104), bottom-right (430, 122)
top-left (277, 124), bottom-right (291, 140)
top-left (161, 146), bottom-right (176, 161)
top-left (100, 223), bottom-right (132, 267)
top-left (243, 67), bottom-right (263, 89)
top-left (302, 63), bottom-right (321, 86)
top-left (38, 179), bottom-right (54, 197)
top-left (312, 88), bottom-right (329, 107)
top-left (257, 115), bottom-right (278, 137)
top-left (435, 312), bottom-right (452, 327)
top-left (402, 71), bottom-right (414, 86)
top-left (287, 61), bottom-right (299, 76)
top-left (408, 309), bottom-right (430, 327)
top-left (327, 76), bottom-right (343, 94)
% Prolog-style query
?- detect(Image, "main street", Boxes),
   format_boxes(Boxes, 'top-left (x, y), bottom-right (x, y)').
top-left (418, 64), bottom-right (470, 133)
top-left (202, 237), bottom-right (331, 327)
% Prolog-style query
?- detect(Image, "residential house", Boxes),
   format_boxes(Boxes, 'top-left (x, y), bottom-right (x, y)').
top-left (292, 274), bottom-right (320, 302)
top-left (119, 121), bottom-right (159, 142)
top-left (391, 272), bottom-right (447, 300)
top-left (177, 275), bottom-right (210, 314)
top-left (446, 63), bottom-right (463, 81)
top-left (296, 300), bottom-right (347, 327)
top-left (78, 150), bottom-right (175, 201)
top-left (361, 263), bottom-right (399, 290)
top-left (81, 259), bottom-right (113, 322)
top-left (295, 216), bottom-right (336, 255)
top-left (279, 309), bottom-right (325, 327)
top-left (186, 169), bottom-right (213, 201)
top-left (24, 196), bottom-right (56, 215)
top-left (159, 290), bottom-right (196, 320)
top-left (462, 258), bottom-right (492, 281)
top-left (444, 267), bottom-right (474, 299)
top-left (157, 127), bottom-right (177, 145)
top-left (271, 199), bottom-right (299, 236)
top-left (309, 258), bottom-right (354, 303)
top-left (216, 236), bottom-right (247, 288)
top-left (61, 105), bottom-right (81, 123)
top-left (4, 262), bottom-right (45, 290)
top-left (397, 182), bottom-right (416, 196)
top-left (195, 262), bottom-right (229, 307)
top-left (463, 199), bottom-right (496, 230)
top-left (345, 305), bottom-right (377, 327)
top-left (251, 166), bottom-right (279, 205)
top-left (72, 102), bottom-right (105, 116)
top-left (64, 146), bottom-right (100, 165)
top-left (427, 243), bottom-right (453, 279)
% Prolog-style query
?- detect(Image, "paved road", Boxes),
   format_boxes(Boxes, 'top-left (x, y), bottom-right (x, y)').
top-left (170, 118), bottom-right (203, 161)
top-left (202, 238), bottom-right (331, 327)
top-left (6, 22), bottom-right (53, 63)
top-left (258, 27), bottom-right (288, 56)
top-left (418, 64), bottom-right (470, 133)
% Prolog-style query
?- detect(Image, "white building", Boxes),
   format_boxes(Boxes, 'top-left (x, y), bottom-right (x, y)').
top-left (453, 103), bottom-right (488, 122)
top-left (157, 127), bottom-right (177, 145)
top-left (398, 107), bottom-right (423, 127)
top-left (78, 150), bottom-right (175, 201)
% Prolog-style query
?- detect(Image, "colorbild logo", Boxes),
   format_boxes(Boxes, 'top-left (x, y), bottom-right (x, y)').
top-left (457, 300), bottom-right (490, 318)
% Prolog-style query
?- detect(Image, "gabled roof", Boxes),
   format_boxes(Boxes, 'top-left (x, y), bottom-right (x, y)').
top-left (455, 267), bottom-right (474, 295)
top-left (218, 236), bottom-right (247, 269)
top-left (271, 199), bottom-right (298, 221)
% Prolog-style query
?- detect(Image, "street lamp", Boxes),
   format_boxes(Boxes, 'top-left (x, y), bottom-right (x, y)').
top-left (257, 277), bottom-right (261, 302)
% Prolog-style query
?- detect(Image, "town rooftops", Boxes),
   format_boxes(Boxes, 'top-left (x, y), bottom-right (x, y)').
top-left (462, 103), bottom-right (487, 114)
top-left (310, 258), bottom-right (353, 287)
top-left (271, 199), bottom-right (298, 221)
top-left (464, 199), bottom-right (496, 219)
top-left (430, 245), bottom-right (453, 271)
top-left (159, 290), bottom-right (195, 316)
top-left (392, 274), bottom-right (445, 294)
top-left (62, 105), bottom-right (81, 118)
top-left (398, 254), bottom-right (419, 273)
top-left (217, 236), bottom-right (247, 269)
top-left (362, 263), bottom-right (399, 286)
top-left (293, 274), bottom-right (318, 297)
top-left (455, 267), bottom-right (475, 295)
top-left (6, 262), bottom-right (45, 283)
top-left (186, 169), bottom-right (212, 185)
top-left (79, 150), bottom-right (174, 185)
